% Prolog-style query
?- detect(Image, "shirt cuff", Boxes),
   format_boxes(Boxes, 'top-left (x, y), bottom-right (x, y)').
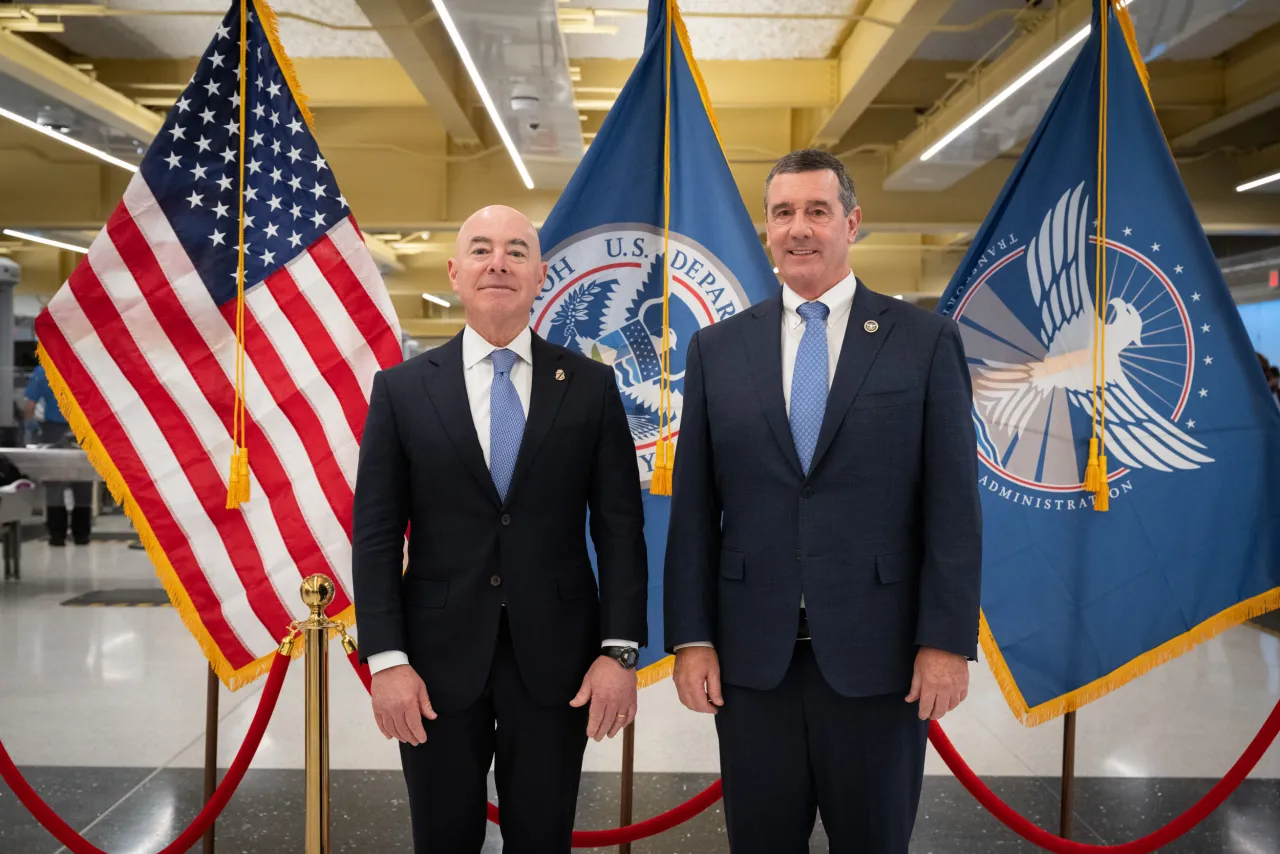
top-left (673, 642), bottom-right (714, 650)
top-left (601, 639), bottom-right (638, 650)
top-left (367, 650), bottom-right (410, 675)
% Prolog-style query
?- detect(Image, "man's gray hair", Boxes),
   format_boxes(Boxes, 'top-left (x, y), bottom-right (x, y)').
top-left (764, 149), bottom-right (857, 216)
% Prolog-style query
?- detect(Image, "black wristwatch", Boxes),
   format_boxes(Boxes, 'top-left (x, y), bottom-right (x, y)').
top-left (602, 646), bottom-right (639, 670)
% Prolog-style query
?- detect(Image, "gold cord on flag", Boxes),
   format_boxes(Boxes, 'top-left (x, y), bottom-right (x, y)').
top-left (650, 0), bottom-right (676, 496)
top-left (227, 0), bottom-right (251, 509)
top-left (1086, 0), bottom-right (1112, 512)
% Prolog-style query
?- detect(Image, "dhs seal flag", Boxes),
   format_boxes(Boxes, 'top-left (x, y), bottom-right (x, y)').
top-left (533, 228), bottom-right (749, 476)
top-left (535, 0), bottom-right (775, 681)
top-left (938, 0), bottom-right (1280, 725)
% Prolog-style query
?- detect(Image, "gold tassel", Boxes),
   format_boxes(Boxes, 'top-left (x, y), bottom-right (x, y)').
top-left (1093, 455), bottom-right (1109, 512)
top-left (649, 439), bottom-right (673, 496)
top-left (238, 450), bottom-right (249, 504)
top-left (226, 449), bottom-right (243, 509)
top-left (1083, 438), bottom-right (1100, 492)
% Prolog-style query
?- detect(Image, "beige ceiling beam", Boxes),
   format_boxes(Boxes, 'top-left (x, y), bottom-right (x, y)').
top-left (1169, 22), bottom-right (1280, 150)
top-left (1146, 60), bottom-right (1222, 110)
top-left (9, 127), bottom-right (1279, 237)
top-left (0, 27), bottom-right (162, 141)
top-left (88, 58), bottom-right (426, 109)
top-left (353, 0), bottom-right (481, 145)
top-left (811, 0), bottom-right (955, 148)
top-left (89, 56), bottom-right (838, 118)
top-left (573, 58), bottom-right (838, 110)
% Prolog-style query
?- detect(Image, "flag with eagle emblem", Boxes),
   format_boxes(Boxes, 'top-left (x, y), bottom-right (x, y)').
top-left (531, 0), bottom-right (777, 683)
top-left (938, 0), bottom-right (1280, 725)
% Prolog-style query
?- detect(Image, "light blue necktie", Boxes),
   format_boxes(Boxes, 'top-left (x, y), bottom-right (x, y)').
top-left (790, 301), bottom-right (830, 476)
top-left (488, 348), bottom-right (525, 502)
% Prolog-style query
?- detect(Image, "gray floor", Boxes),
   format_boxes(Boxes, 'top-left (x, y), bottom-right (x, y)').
top-left (2, 769), bottom-right (1279, 853)
top-left (3, 529), bottom-right (1280, 852)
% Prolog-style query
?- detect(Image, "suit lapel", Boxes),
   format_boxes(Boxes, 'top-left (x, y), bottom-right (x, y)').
top-left (504, 333), bottom-right (571, 508)
top-left (742, 294), bottom-right (805, 479)
top-left (422, 333), bottom-right (502, 509)
top-left (809, 282), bottom-right (894, 476)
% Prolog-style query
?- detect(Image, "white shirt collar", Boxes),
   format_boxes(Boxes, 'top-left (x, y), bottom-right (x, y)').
top-left (781, 270), bottom-right (857, 327)
top-left (462, 325), bottom-right (534, 370)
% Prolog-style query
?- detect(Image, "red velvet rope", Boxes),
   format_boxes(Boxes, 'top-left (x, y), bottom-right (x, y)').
top-left (926, 696), bottom-right (1280, 853)
top-left (354, 650), bottom-right (1280, 849)
top-left (4, 648), bottom-right (1274, 851)
top-left (0, 650), bottom-right (292, 854)
top-left (486, 780), bottom-right (724, 847)
top-left (349, 649), bottom-right (726, 846)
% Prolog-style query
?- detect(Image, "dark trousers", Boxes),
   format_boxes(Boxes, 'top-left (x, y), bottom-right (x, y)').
top-left (399, 612), bottom-right (589, 854)
top-left (715, 640), bottom-right (929, 854)
top-left (38, 422), bottom-right (93, 544)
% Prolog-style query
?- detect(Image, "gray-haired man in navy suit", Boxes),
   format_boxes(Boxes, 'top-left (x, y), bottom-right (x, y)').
top-left (664, 150), bottom-right (982, 853)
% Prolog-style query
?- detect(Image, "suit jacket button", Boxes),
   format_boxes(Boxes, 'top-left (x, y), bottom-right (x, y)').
top-left (490, 575), bottom-right (502, 587)
top-left (795, 550), bottom-right (802, 560)
top-left (802, 487), bottom-right (814, 498)
top-left (500, 514), bottom-right (511, 526)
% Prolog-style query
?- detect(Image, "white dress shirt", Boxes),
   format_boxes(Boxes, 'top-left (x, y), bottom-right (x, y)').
top-left (675, 271), bottom-right (857, 651)
top-left (368, 326), bottom-right (636, 676)
top-left (781, 270), bottom-right (857, 413)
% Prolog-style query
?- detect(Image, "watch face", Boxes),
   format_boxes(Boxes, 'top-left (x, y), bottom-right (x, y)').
top-left (622, 648), bottom-right (638, 668)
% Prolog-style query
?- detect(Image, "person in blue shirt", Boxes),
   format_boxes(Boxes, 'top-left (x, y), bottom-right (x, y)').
top-left (23, 364), bottom-right (94, 546)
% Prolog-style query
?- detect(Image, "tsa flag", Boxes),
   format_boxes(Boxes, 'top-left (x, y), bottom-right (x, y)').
top-left (938, 0), bottom-right (1280, 725)
top-left (534, 0), bottom-right (776, 682)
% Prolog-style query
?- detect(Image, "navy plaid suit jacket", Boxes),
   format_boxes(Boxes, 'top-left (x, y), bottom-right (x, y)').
top-left (663, 283), bottom-right (982, 697)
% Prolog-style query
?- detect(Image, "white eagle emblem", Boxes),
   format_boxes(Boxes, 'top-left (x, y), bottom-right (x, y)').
top-left (971, 182), bottom-right (1213, 480)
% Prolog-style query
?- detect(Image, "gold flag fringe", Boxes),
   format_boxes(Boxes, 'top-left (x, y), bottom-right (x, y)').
top-left (254, 0), bottom-right (315, 131)
top-left (636, 654), bottom-right (676, 689)
top-left (37, 343), bottom-right (351, 689)
top-left (670, 1), bottom-right (722, 148)
top-left (981, 587), bottom-right (1280, 727)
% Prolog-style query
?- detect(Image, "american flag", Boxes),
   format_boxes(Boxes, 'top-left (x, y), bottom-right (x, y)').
top-left (34, 0), bottom-right (402, 688)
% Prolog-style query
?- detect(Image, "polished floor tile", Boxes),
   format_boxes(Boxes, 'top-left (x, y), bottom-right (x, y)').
top-left (6, 538), bottom-right (1279, 777)
top-left (4, 770), bottom-right (1279, 853)
top-left (3, 533), bottom-right (1280, 852)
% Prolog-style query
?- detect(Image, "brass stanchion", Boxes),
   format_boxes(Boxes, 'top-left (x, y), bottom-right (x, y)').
top-left (619, 723), bottom-right (635, 854)
top-left (295, 574), bottom-right (357, 854)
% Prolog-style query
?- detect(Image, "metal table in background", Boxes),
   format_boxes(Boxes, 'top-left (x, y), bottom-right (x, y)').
top-left (0, 446), bottom-right (100, 580)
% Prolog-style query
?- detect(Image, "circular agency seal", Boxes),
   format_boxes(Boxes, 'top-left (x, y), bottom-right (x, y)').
top-left (952, 182), bottom-right (1209, 498)
top-left (531, 223), bottom-right (750, 484)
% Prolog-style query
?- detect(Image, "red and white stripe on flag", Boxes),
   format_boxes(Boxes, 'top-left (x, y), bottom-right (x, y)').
top-left (35, 174), bottom-right (402, 688)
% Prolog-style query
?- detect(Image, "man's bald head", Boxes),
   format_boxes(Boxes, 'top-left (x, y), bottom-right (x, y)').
top-left (448, 205), bottom-right (548, 344)
top-left (455, 205), bottom-right (542, 260)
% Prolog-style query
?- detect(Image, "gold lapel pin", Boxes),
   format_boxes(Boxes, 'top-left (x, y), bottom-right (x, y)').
top-left (555, 369), bottom-right (566, 381)
top-left (864, 320), bottom-right (879, 334)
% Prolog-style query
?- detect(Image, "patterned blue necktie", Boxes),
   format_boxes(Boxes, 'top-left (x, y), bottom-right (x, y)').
top-left (488, 348), bottom-right (525, 502)
top-left (790, 301), bottom-right (831, 476)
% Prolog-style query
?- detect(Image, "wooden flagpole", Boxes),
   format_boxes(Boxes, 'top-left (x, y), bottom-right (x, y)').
top-left (1059, 710), bottom-right (1077, 839)
top-left (202, 665), bottom-right (219, 854)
